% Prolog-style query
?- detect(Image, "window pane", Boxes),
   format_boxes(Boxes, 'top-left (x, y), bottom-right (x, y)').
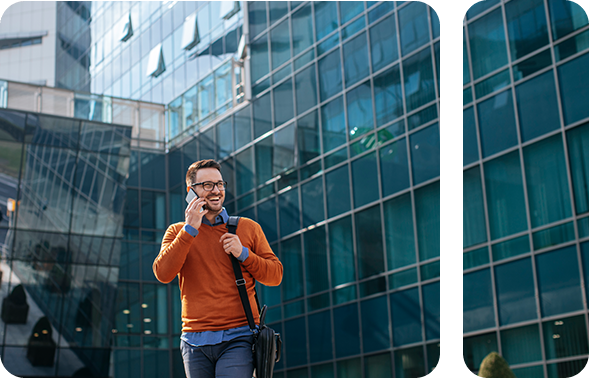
top-left (477, 89), bottom-right (517, 158)
top-left (216, 119), bottom-right (233, 159)
top-left (516, 71), bottom-right (560, 142)
top-left (304, 226), bottom-right (328, 295)
top-left (384, 193), bottom-right (415, 270)
top-left (501, 324), bottom-right (542, 365)
top-left (355, 205), bottom-right (384, 279)
top-left (249, 1), bottom-right (267, 39)
top-left (274, 123), bottom-right (295, 175)
top-left (295, 64), bottom-right (317, 115)
top-left (274, 79), bottom-right (294, 127)
top-left (308, 310), bottom-right (333, 363)
top-left (315, 1), bottom-right (338, 41)
top-left (334, 303), bottom-right (360, 358)
top-left (484, 151), bottom-right (528, 239)
top-left (325, 165), bottom-right (351, 217)
top-left (271, 20), bottom-right (291, 70)
top-left (403, 47), bottom-right (436, 112)
top-left (463, 107), bottom-right (479, 165)
top-left (340, 1), bottom-right (363, 24)
top-left (464, 166), bottom-right (487, 248)
top-left (292, 5), bottom-right (313, 56)
top-left (464, 332), bottom-right (498, 371)
top-left (235, 147), bottom-right (254, 196)
top-left (422, 281), bottom-right (440, 340)
top-left (398, 2), bottom-right (430, 56)
top-left (254, 92), bottom-right (272, 139)
top-left (318, 49), bottom-right (342, 102)
top-left (258, 198), bottom-right (278, 242)
top-left (234, 105), bottom-right (252, 150)
top-left (251, 34), bottom-right (269, 83)
top-left (468, 9), bottom-right (508, 80)
top-left (492, 235), bottom-right (530, 261)
top-left (141, 191), bottom-right (166, 230)
top-left (567, 122), bottom-right (589, 215)
top-left (410, 123), bottom-right (440, 185)
top-left (361, 295), bottom-right (390, 353)
top-left (415, 181), bottom-right (440, 261)
top-left (547, 359), bottom-right (589, 378)
top-left (557, 52), bottom-right (589, 125)
top-left (302, 177), bottom-right (324, 227)
top-left (380, 138), bottom-right (409, 197)
top-left (347, 81), bottom-right (374, 140)
top-left (506, 0), bottom-right (549, 61)
top-left (297, 110), bottom-right (319, 164)
top-left (467, 0), bottom-right (500, 19)
top-left (284, 317), bottom-right (307, 367)
top-left (464, 247), bottom-right (490, 270)
top-left (343, 33), bottom-right (369, 87)
top-left (255, 135), bottom-right (273, 185)
top-left (543, 314), bottom-right (589, 359)
top-left (365, 353), bottom-right (392, 378)
top-left (269, 1), bottom-right (288, 24)
top-left (394, 347), bottom-right (425, 378)
top-left (464, 269), bottom-right (495, 332)
top-left (536, 246), bottom-right (583, 316)
top-left (523, 134), bottom-right (572, 227)
top-left (321, 96), bottom-right (346, 152)
top-left (374, 64), bottom-right (403, 127)
top-left (329, 216), bottom-right (355, 286)
top-left (370, 15), bottom-right (398, 73)
top-left (391, 288), bottom-right (422, 346)
top-left (352, 152), bottom-right (378, 208)
top-left (281, 235), bottom-right (303, 301)
top-left (279, 188), bottom-right (300, 237)
top-left (495, 258), bottom-right (537, 325)
top-left (547, 0), bottom-right (589, 40)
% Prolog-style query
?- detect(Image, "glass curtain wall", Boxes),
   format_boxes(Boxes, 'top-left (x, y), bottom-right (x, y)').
top-left (463, 0), bottom-right (589, 376)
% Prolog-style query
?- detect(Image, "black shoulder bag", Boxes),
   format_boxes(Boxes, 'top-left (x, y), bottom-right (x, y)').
top-left (227, 216), bottom-right (282, 378)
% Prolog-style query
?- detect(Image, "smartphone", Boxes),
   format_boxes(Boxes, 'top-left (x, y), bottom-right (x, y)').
top-left (185, 188), bottom-right (205, 212)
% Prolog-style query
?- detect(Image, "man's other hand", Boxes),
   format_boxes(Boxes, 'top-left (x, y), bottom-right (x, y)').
top-left (220, 233), bottom-right (243, 258)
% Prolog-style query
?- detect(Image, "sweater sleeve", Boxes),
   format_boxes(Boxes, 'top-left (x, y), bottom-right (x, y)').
top-left (241, 221), bottom-right (283, 286)
top-left (153, 223), bottom-right (195, 283)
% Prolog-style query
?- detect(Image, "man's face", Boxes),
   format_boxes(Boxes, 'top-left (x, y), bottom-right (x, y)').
top-left (194, 168), bottom-right (225, 212)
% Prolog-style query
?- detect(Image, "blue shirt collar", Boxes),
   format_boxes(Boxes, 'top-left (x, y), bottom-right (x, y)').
top-left (202, 207), bottom-right (229, 226)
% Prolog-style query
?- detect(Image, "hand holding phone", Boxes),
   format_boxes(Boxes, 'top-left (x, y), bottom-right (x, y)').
top-left (185, 188), bottom-right (206, 212)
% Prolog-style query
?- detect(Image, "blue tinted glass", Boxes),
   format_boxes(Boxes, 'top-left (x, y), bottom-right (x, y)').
top-left (463, 30), bottom-right (471, 85)
top-left (464, 269), bottom-right (495, 332)
top-left (334, 303), bottom-right (360, 357)
top-left (374, 65), bottom-right (403, 127)
top-left (505, 0), bottom-right (549, 60)
top-left (464, 332), bottom-right (499, 371)
top-left (285, 317), bottom-right (307, 367)
top-left (557, 52), bottom-right (589, 125)
top-left (302, 177), bottom-right (324, 227)
top-left (295, 65), bottom-right (317, 115)
top-left (567, 123), bottom-right (589, 215)
top-left (536, 246), bottom-right (583, 316)
top-left (514, 49), bottom-right (553, 80)
top-left (274, 79), bottom-right (294, 126)
top-left (368, 1), bottom-right (394, 23)
top-left (464, 167), bottom-right (487, 248)
top-left (325, 164), bottom-right (351, 217)
top-left (495, 258), bottom-right (537, 325)
top-left (321, 96), bottom-right (346, 152)
top-left (463, 107), bottom-right (479, 166)
top-left (279, 188), bottom-right (300, 237)
top-left (583, 242), bottom-right (589, 302)
top-left (467, 0), bottom-right (500, 19)
top-left (234, 106), bottom-right (252, 150)
top-left (516, 71), bottom-right (560, 142)
top-left (347, 81), bottom-right (374, 140)
top-left (523, 134), bottom-right (572, 227)
top-left (269, 1), bottom-right (288, 25)
top-left (309, 310), bottom-right (333, 363)
top-left (475, 69), bottom-right (510, 98)
top-left (547, 0), bottom-right (589, 40)
top-left (140, 152), bottom-right (166, 190)
top-left (398, 2), bottom-right (430, 56)
top-left (477, 89), bottom-right (518, 157)
top-left (249, 1), bottom-right (267, 38)
top-left (391, 288), bottom-right (422, 346)
top-left (415, 181), bottom-right (440, 261)
top-left (297, 110), bottom-right (320, 164)
top-left (281, 236), bottom-right (303, 301)
top-left (329, 216), bottom-right (355, 286)
top-left (384, 193), bottom-right (416, 269)
top-left (352, 152), bottom-right (379, 208)
top-left (141, 190), bottom-right (166, 230)
top-left (370, 15), bottom-right (399, 73)
top-left (251, 34), bottom-right (269, 83)
top-left (410, 123), bottom-right (440, 185)
top-left (361, 295), bottom-right (390, 353)
top-left (492, 235), bottom-right (530, 261)
top-left (464, 247), bottom-right (490, 270)
top-left (422, 282), bottom-right (440, 340)
top-left (431, 8), bottom-right (440, 39)
top-left (216, 119), bottom-right (233, 159)
top-left (395, 347), bottom-right (425, 378)
top-left (380, 138), bottom-right (410, 196)
top-left (315, 1), bottom-right (339, 41)
top-left (484, 151), bottom-right (528, 240)
top-left (543, 314), bottom-right (589, 360)
top-left (292, 5), bottom-right (313, 56)
top-left (340, 1), bottom-right (363, 25)
top-left (318, 49), bottom-right (343, 102)
top-left (533, 221), bottom-right (575, 250)
top-left (254, 93), bottom-right (272, 139)
top-left (403, 47), bottom-right (436, 112)
top-left (355, 205), bottom-right (385, 279)
top-left (501, 325), bottom-right (542, 365)
top-left (343, 33), bottom-right (369, 86)
top-left (468, 9), bottom-right (508, 80)
top-left (255, 136), bottom-right (273, 186)
top-left (305, 226), bottom-right (328, 295)
top-left (271, 20), bottom-right (291, 70)
top-left (258, 198), bottom-right (278, 242)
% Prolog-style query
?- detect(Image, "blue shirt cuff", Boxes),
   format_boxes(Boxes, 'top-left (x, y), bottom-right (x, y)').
top-left (183, 224), bottom-right (199, 237)
top-left (237, 247), bottom-right (249, 262)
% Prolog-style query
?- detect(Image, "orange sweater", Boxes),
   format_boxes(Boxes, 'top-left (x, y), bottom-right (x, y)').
top-left (153, 218), bottom-right (283, 333)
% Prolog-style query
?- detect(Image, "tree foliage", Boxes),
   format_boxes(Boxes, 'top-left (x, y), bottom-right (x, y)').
top-left (478, 352), bottom-right (516, 378)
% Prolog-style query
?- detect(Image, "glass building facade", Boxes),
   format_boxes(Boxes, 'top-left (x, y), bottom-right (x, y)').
top-left (1, 1), bottom-right (440, 378)
top-left (463, 0), bottom-right (589, 377)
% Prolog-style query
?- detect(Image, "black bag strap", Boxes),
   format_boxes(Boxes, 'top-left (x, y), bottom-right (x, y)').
top-left (227, 216), bottom-right (257, 332)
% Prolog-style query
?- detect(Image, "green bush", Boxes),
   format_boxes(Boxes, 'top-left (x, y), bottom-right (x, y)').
top-left (478, 352), bottom-right (516, 378)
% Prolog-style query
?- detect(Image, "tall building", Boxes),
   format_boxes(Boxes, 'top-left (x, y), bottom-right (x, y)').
top-left (0, 1), bottom-right (441, 377)
top-left (463, 0), bottom-right (589, 377)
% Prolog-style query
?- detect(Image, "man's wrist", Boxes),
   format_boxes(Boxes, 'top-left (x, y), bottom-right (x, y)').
top-left (237, 247), bottom-right (249, 262)
top-left (183, 224), bottom-right (199, 237)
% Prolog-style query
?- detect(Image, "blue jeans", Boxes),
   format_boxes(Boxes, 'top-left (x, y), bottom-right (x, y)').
top-left (181, 335), bottom-right (254, 378)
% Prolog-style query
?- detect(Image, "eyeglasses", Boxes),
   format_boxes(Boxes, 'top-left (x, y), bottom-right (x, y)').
top-left (191, 181), bottom-right (227, 191)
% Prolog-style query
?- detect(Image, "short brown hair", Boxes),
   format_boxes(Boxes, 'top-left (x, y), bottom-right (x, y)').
top-left (185, 159), bottom-right (222, 187)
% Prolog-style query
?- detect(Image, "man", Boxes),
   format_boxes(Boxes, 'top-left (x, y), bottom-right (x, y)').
top-left (153, 159), bottom-right (283, 378)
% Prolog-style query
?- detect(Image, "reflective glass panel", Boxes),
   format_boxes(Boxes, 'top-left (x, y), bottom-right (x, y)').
top-left (234, 105), bottom-right (252, 151)
top-left (334, 303), bottom-right (360, 358)
top-left (516, 70), bottom-right (560, 142)
top-left (251, 34), bottom-right (269, 83)
top-left (394, 346), bottom-right (425, 378)
top-left (235, 147), bottom-right (254, 196)
top-left (384, 193), bottom-right (415, 270)
top-left (340, 1), bottom-right (363, 25)
top-left (463, 107), bottom-right (479, 166)
top-left (547, 0), bottom-right (589, 40)
top-left (464, 332), bottom-right (498, 371)
top-left (292, 5), bottom-right (313, 57)
top-left (325, 164), bottom-right (351, 218)
top-left (355, 205), bottom-right (384, 279)
top-left (258, 198), bottom-right (278, 242)
top-left (468, 9), bottom-right (508, 80)
top-left (365, 352), bottom-right (392, 378)
top-left (505, 0), bottom-right (549, 61)
top-left (374, 64), bottom-right (403, 127)
top-left (391, 288), bottom-right (422, 346)
top-left (321, 96), bottom-right (346, 152)
top-left (477, 89), bottom-right (517, 158)
top-left (281, 235), bottom-right (303, 301)
top-left (271, 20), bottom-right (291, 70)
top-left (269, 1), bottom-right (288, 25)
top-left (361, 295), bottom-right (390, 353)
top-left (304, 226), bottom-right (328, 294)
top-left (380, 137), bottom-right (410, 197)
top-left (308, 310), bottom-right (333, 363)
top-left (415, 181), bottom-right (440, 261)
top-left (466, 0), bottom-right (500, 19)
top-left (248, 1), bottom-right (267, 38)
top-left (297, 110), bottom-right (320, 164)
top-left (343, 33), bottom-right (369, 87)
top-left (422, 281), bottom-right (440, 340)
top-left (495, 257), bottom-right (537, 325)
top-left (284, 317), bottom-right (307, 367)
top-left (255, 135), bottom-right (273, 185)
top-left (318, 49), bottom-right (343, 102)
top-left (463, 166), bottom-right (487, 248)
top-left (352, 152), bottom-right (378, 208)
top-left (410, 123), bottom-right (440, 185)
top-left (501, 324), bottom-right (542, 365)
top-left (279, 188), bottom-right (300, 237)
top-left (543, 314), bottom-right (589, 359)
top-left (398, 2), bottom-right (430, 56)
top-left (253, 92), bottom-right (272, 139)
top-left (329, 215), bottom-right (355, 286)
top-left (295, 65), bottom-right (317, 116)
top-left (301, 176), bottom-right (324, 228)
top-left (347, 81), bottom-right (374, 140)
top-left (567, 122), bottom-right (589, 215)
top-left (464, 269), bottom-right (495, 332)
top-left (370, 14), bottom-right (398, 73)
top-left (557, 52), bottom-right (589, 125)
top-left (403, 47), bottom-right (436, 113)
top-left (315, 1), bottom-right (339, 41)
top-left (274, 79), bottom-right (294, 127)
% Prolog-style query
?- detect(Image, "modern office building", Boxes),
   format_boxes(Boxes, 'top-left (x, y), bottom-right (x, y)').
top-left (463, 0), bottom-right (589, 377)
top-left (0, 1), bottom-right (440, 377)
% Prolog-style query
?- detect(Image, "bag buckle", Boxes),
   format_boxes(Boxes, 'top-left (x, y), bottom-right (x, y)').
top-left (236, 278), bottom-right (246, 286)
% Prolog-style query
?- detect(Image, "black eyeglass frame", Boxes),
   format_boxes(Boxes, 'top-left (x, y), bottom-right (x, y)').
top-left (191, 181), bottom-right (228, 191)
